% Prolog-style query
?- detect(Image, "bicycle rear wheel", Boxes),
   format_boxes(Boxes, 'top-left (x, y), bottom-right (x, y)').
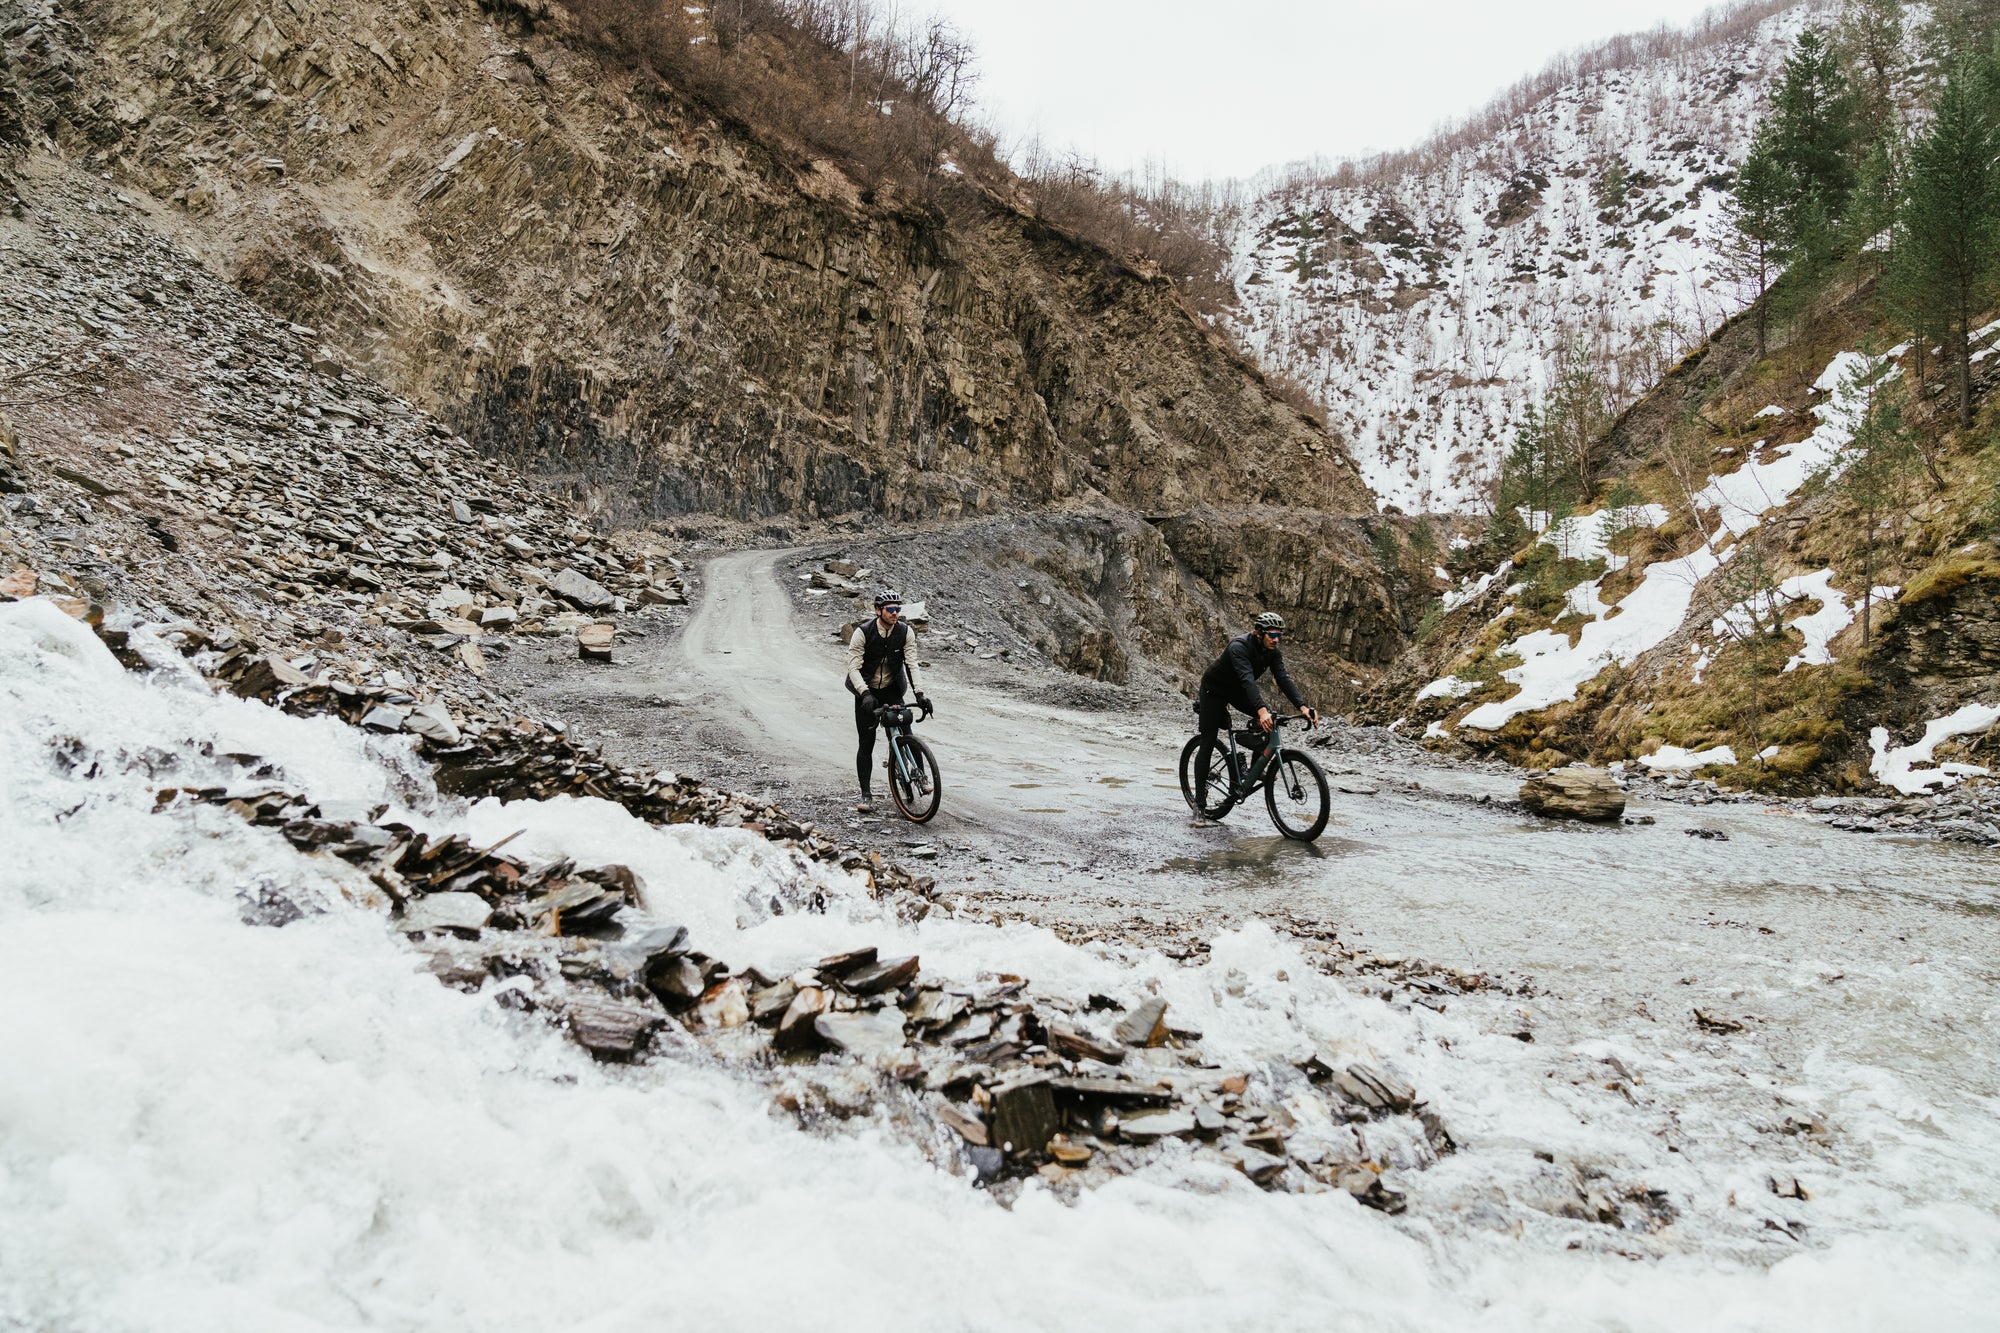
top-left (889, 734), bottom-right (942, 823)
top-left (1179, 735), bottom-right (1237, 819)
top-left (1265, 750), bottom-right (1329, 841)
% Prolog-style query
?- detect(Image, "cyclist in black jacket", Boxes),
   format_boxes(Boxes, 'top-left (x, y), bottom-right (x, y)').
top-left (845, 589), bottom-right (931, 813)
top-left (1195, 612), bottom-right (1318, 804)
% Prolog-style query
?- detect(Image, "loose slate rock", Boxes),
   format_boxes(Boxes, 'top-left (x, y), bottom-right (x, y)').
top-left (988, 1074), bottom-right (1058, 1156)
top-left (814, 1009), bottom-right (908, 1059)
top-left (774, 986), bottom-right (829, 1052)
top-left (1048, 1021), bottom-right (1124, 1065)
top-left (1334, 1062), bottom-right (1417, 1113)
top-left (566, 996), bottom-right (660, 1062)
top-left (1120, 1108), bottom-right (1197, 1142)
top-left (1233, 1145), bottom-right (1288, 1184)
top-left (400, 891), bottom-right (491, 934)
top-left (1114, 997), bottom-right (1170, 1047)
top-left (843, 954), bottom-right (919, 994)
top-left (550, 567), bottom-right (615, 611)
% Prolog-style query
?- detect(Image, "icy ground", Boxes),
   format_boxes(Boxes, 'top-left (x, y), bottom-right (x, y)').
top-left (8, 576), bottom-right (2000, 1328)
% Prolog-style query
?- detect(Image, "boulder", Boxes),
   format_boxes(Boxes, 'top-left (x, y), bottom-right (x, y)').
top-left (550, 566), bottom-right (615, 611)
top-left (1519, 765), bottom-right (1625, 822)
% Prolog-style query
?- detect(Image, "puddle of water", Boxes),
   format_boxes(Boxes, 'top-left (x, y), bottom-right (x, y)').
top-left (1097, 776), bottom-right (1132, 788)
top-left (1020, 808), bottom-right (1068, 814)
top-left (1009, 783), bottom-right (1042, 789)
top-left (1153, 835), bottom-right (1369, 875)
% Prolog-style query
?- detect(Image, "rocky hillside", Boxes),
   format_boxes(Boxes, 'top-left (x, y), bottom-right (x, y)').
top-left (0, 0), bottom-right (1422, 701)
top-left (1371, 268), bottom-right (2000, 803)
top-left (5, 0), bottom-right (1369, 528)
top-left (1227, 1), bottom-right (1811, 513)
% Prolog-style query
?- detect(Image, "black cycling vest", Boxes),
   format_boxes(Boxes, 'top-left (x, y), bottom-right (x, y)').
top-left (855, 618), bottom-right (910, 693)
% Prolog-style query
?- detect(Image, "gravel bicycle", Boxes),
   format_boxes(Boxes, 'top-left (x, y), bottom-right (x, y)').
top-left (1178, 713), bottom-right (1329, 841)
top-left (878, 702), bottom-right (942, 822)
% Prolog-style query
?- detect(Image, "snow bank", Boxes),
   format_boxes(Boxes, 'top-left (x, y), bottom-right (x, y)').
top-left (1641, 744), bottom-right (1739, 773)
top-left (1415, 675), bottom-right (1482, 702)
top-left (1458, 546), bottom-right (1719, 733)
top-left (1869, 704), bottom-right (2000, 795)
top-left (1540, 505), bottom-right (1669, 562)
top-left (1710, 570), bottom-right (1901, 672)
top-left (1696, 352), bottom-right (1875, 539)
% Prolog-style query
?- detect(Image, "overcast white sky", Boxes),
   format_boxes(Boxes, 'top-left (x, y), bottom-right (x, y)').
top-left (925, 0), bottom-right (1738, 181)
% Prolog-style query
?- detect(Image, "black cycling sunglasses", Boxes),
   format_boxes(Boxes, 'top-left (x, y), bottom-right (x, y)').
top-left (1261, 628), bottom-right (1283, 639)
top-left (880, 604), bottom-right (903, 614)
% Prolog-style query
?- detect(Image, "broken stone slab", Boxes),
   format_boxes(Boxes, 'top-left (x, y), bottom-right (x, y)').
top-left (1047, 1135), bottom-right (1092, 1165)
top-left (813, 1008), bottom-right (908, 1059)
top-left (1048, 1021), bottom-right (1125, 1064)
top-left (648, 955), bottom-right (706, 1005)
top-left (1119, 1108), bottom-right (1197, 1142)
top-left (1231, 1145), bottom-right (1288, 1184)
top-left (577, 623), bottom-right (614, 662)
top-left (1332, 1063), bottom-right (1417, 1113)
top-left (231, 654), bottom-right (311, 698)
top-left (988, 1074), bottom-right (1058, 1157)
top-left (402, 701), bottom-right (462, 745)
top-left (360, 704), bottom-right (410, 731)
top-left (400, 891), bottom-right (492, 934)
top-left (750, 978), bottom-right (799, 1022)
top-left (774, 985), bottom-right (829, 1052)
top-left (816, 946), bottom-right (878, 978)
top-left (1047, 1076), bottom-right (1173, 1105)
top-left (907, 989), bottom-right (968, 1029)
top-left (939, 1102), bottom-right (989, 1147)
top-left (550, 567), bottom-right (615, 611)
top-left (825, 559), bottom-right (861, 578)
top-left (1114, 996), bottom-right (1170, 1047)
top-left (693, 978), bottom-right (750, 1028)
top-left (565, 995), bottom-right (661, 1062)
top-left (601, 923), bottom-right (690, 979)
top-left (842, 954), bottom-right (918, 994)
top-left (1519, 765), bottom-right (1625, 822)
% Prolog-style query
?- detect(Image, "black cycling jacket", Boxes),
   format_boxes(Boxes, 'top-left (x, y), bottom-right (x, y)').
top-left (1199, 632), bottom-right (1305, 714)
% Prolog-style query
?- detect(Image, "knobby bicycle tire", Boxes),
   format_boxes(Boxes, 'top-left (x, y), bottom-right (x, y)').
top-left (1265, 749), bottom-right (1330, 841)
top-left (1179, 735), bottom-right (1238, 820)
top-left (890, 734), bottom-right (943, 823)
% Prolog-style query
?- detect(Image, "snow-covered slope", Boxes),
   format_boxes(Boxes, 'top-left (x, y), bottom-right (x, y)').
top-left (1228, 4), bottom-right (1817, 513)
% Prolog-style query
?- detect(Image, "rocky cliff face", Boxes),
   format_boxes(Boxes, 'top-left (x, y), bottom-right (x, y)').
top-left (14, 0), bottom-right (1370, 527)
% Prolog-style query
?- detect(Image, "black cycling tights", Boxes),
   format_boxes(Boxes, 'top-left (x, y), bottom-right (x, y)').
top-left (854, 686), bottom-right (906, 790)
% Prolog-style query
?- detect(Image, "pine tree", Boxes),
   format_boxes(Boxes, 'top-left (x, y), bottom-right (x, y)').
top-left (1725, 128), bottom-right (1795, 359)
top-left (1767, 29), bottom-right (1863, 254)
top-left (1891, 53), bottom-right (2000, 430)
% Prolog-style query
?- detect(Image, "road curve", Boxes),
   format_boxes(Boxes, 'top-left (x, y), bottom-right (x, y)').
top-left (677, 549), bottom-right (1203, 861)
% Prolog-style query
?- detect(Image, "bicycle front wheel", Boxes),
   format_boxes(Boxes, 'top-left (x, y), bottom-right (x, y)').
top-left (890, 735), bottom-right (942, 823)
top-left (1179, 735), bottom-right (1237, 819)
top-left (1265, 750), bottom-right (1329, 841)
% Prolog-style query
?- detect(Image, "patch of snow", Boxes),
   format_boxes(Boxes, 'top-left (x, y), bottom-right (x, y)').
top-left (1695, 351), bottom-right (1879, 538)
top-left (1415, 675), bottom-right (1482, 702)
top-left (1540, 505), bottom-right (1669, 562)
top-left (1459, 545), bottom-right (1719, 733)
top-left (1710, 570), bottom-right (1902, 671)
top-left (1869, 703), bottom-right (2000, 794)
top-left (1753, 404), bottom-right (1786, 419)
top-left (1757, 745), bottom-right (1780, 760)
top-left (1441, 560), bottom-right (1510, 614)
top-left (1564, 578), bottom-right (1610, 619)
top-left (1641, 743), bottom-right (1739, 772)
top-left (1423, 719), bottom-right (1450, 739)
